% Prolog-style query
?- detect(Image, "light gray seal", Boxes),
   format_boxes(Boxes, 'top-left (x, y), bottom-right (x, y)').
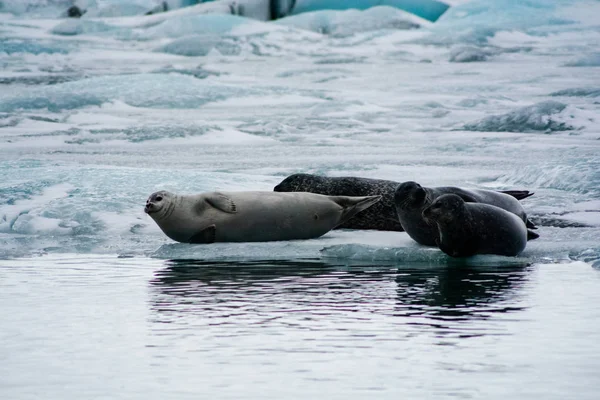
top-left (144, 190), bottom-right (381, 243)
top-left (422, 194), bottom-right (529, 257)
top-left (394, 181), bottom-right (538, 246)
top-left (274, 173), bottom-right (403, 231)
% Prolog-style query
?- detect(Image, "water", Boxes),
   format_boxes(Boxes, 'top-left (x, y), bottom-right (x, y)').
top-left (1, 255), bottom-right (599, 399)
top-left (1, 0), bottom-right (600, 398)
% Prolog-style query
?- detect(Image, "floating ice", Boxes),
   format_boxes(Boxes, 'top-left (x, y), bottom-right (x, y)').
top-left (0, 182), bottom-right (74, 234)
top-left (0, 39), bottom-right (69, 54)
top-left (320, 244), bottom-right (532, 267)
top-left (141, 13), bottom-right (251, 39)
top-left (157, 34), bottom-right (241, 56)
top-left (290, 0), bottom-right (449, 23)
top-left (550, 88), bottom-right (600, 98)
top-left (422, 0), bottom-right (575, 46)
top-left (321, 227), bottom-right (600, 268)
top-left (51, 19), bottom-right (118, 36)
top-left (462, 101), bottom-right (576, 133)
top-left (275, 6), bottom-right (420, 36)
top-left (0, 0), bottom-right (72, 16)
top-left (82, 0), bottom-right (157, 18)
top-left (0, 73), bottom-right (257, 112)
top-left (0, 0), bottom-right (599, 267)
top-left (564, 53), bottom-right (600, 67)
top-left (495, 161), bottom-right (600, 197)
top-left (448, 45), bottom-right (491, 62)
top-left (152, 65), bottom-right (223, 79)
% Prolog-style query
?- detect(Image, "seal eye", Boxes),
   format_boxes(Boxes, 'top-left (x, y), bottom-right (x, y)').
top-left (155, 196), bottom-right (163, 202)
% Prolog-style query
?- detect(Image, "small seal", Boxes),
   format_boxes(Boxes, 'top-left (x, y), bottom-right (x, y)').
top-left (422, 194), bottom-right (529, 257)
top-left (145, 190), bottom-right (381, 243)
top-left (274, 173), bottom-right (404, 231)
top-left (394, 181), bottom-right (538, 246)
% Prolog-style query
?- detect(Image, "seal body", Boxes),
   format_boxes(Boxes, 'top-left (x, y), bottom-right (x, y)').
top-left (145, 190), bottom-right (381, 243)
top-left (422, 194), bottom-right (528, 257)
top-left (394, 181), bottom-right (537, 246)
top-left (274, 173), bottom-right (403, 231)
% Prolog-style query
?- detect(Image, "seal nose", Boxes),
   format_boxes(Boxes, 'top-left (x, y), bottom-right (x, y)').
top-left (144, 202), bottom-right (153, 214)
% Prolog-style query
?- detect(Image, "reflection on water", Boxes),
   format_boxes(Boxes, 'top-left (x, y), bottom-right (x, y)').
top-left (2, 256), bottom-right (598, 399)
top-left (149, 259), bottom-right (531, 341)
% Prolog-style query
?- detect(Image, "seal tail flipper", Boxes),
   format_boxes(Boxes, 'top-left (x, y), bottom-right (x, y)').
top-left (334, 195), bottom-right (382, 227)
top-left (500, 190), bottom-right (535, 200)
top-left (527, 229), bottom-right (540, 241)
top-left (189, 225), bottom-right (216, 244)
top-left (526, 218), bottom-right (537, 229)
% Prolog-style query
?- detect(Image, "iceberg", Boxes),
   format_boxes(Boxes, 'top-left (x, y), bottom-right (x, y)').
top-left (290, 0), bottom-right (450, 22)
top-left (275, 6), bottom-right (420, 36)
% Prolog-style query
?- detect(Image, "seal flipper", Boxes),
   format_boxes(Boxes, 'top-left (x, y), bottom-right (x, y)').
top-left (189, 225), bottom-right (216, 244)
top-left (206, 193), bottom-right (237, 213)
top-left (500, 190), bottom-right (534, 200)
top-left (526, 218), bottom-right (537, 229)
top-left (527, 229), bottom-right (539, 241)
top-left (333, 195), bottom-right (382, 227)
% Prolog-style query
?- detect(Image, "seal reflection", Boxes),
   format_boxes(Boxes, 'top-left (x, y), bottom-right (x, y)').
top-left (148, 259), bottom-right (531, 341)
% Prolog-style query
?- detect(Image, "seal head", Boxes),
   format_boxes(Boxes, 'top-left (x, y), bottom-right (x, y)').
top-left (145, 190), bottom-right (174, 219)
top-left (422, 193), bottom-right (464, 224)
top-left (273, 174), bottom-right (310, 193)
top-left (394, 181), bottom-right (427, 210)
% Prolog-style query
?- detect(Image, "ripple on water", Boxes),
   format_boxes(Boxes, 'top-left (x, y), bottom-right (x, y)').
top-left (149, 259), bottom-right (532, 341)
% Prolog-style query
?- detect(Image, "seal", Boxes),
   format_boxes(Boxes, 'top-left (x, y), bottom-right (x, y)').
top-left (144, 190), bottom-right (381, 243)
top-left (422, 194), bottom-right (529, 257)
top-left (273, 173), bottom-right (404, 231)
top-left (394, 181), bottom-right (538, 246)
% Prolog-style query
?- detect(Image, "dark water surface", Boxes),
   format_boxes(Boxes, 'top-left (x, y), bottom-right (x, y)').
top-left (1, 256), bottom-right (599, 399)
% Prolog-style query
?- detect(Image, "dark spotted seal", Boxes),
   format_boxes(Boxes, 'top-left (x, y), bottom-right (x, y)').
top-left (422, 194), bottom-right (530, 257)
top-left (274, 173), bottom-right (403, 231)
top-left (145, 190), bottom-right (381, 243)
top-left (394, 181), bottom-right (537, 246)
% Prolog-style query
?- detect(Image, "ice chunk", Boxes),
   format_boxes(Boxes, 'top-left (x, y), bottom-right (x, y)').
top-left (51, 19), bottom-right (118, 36)
top-left (0, 0), bottom-right (73, 17)
top-left (0, 39), bottom-right (69, 55)
top-left (0, 183), bottom-right (74, 234)
top-left (448, 45), bottom-right (491, 62)
top-left (290, 0), bottom-right (449, 23)
top-left (151, 230), bottom-right (407, 262)
top-left (495, 160), bottom-right (600, 196)
top-left (142, 13), bottom-right (250, 39)
top-left (550, 88), bottom-right (600, 98)
top-left (157, 34), bottom-right (241, 57)
top-left (557, 212), bottom-right (600, 227)
top-left (320, 244), bottom-right (531, 267)
top-left (462, 101), bottom-right (575, 133)
top-left (275, 6), bottom-right (420, 37)
top-left (82, 2), bottom-right (153, 18)
top-left (422, 0), bottom-right (574, 46)
top-left (0, 73), bottom-right (257, 112)
top-left (320, 227), bottom-right (600, 267)
top-left (564, 53), bottom-right (600, 67)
